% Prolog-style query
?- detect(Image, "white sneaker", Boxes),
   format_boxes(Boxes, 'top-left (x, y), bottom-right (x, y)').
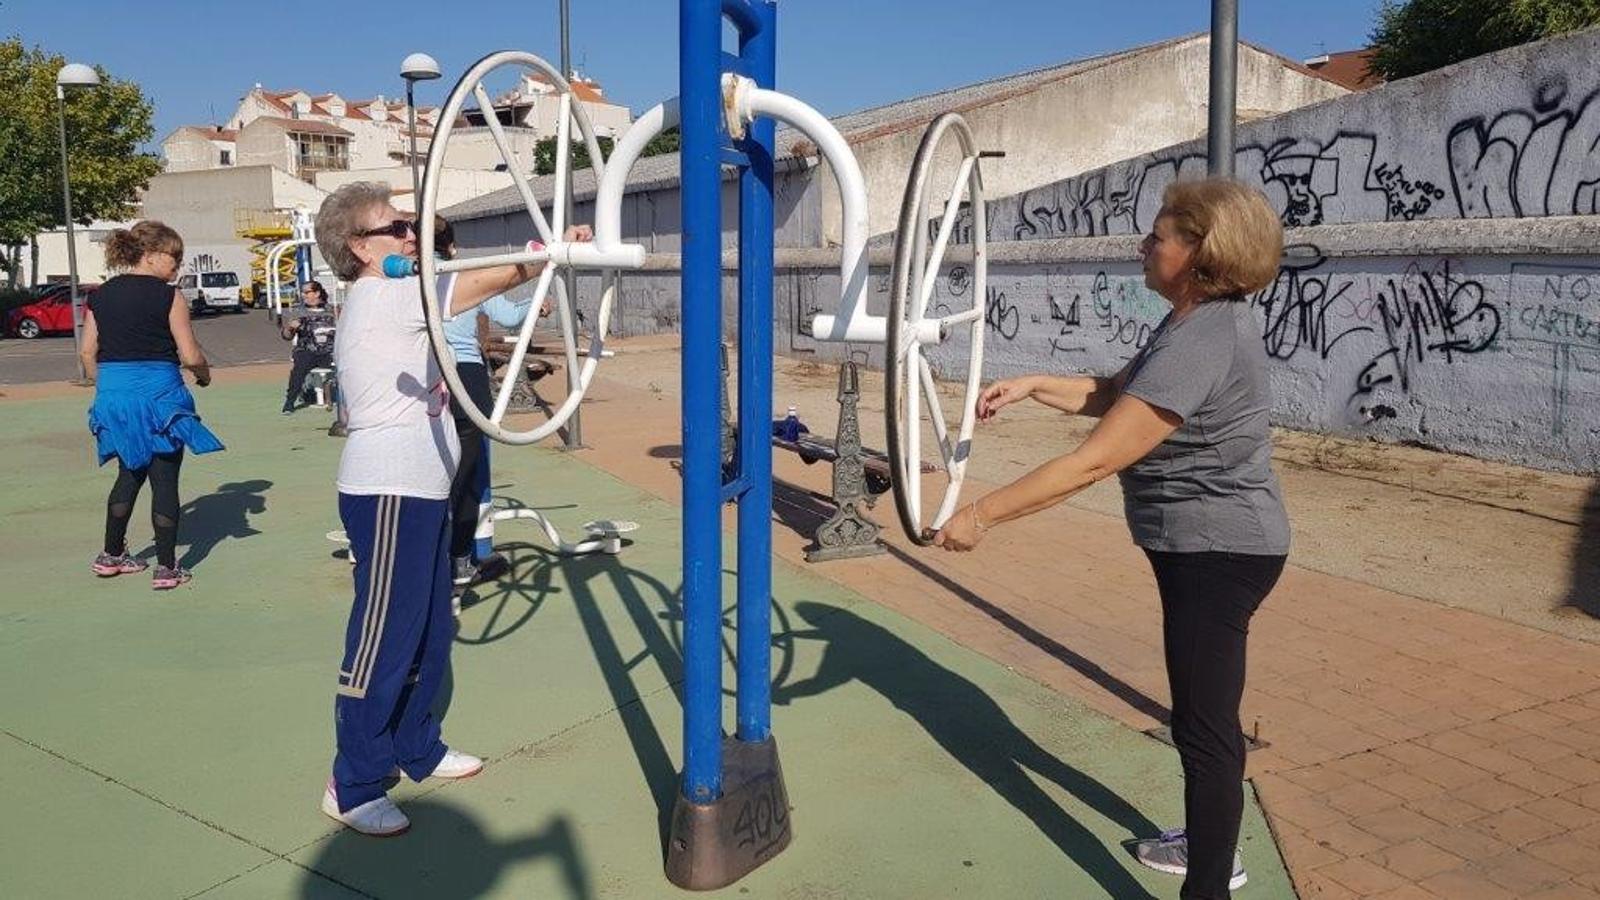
top-left (320, 782), bottom-right (409, 837)
top-left (1134, 828), bottom-right (1247, 890)
top-left (392, 748), bottom-right (484, 781)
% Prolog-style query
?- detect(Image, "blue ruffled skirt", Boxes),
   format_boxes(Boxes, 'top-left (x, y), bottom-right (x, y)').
top-left (88, 361), bottom-right (224, 469)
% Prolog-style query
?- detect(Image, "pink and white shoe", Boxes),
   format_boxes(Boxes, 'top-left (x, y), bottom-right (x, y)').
top-left (92, 552), bottom-right (148, 577)
top-left (320, 780), bottom-right (410, 837)
top-left (393, 748), bottom-right (484, 781)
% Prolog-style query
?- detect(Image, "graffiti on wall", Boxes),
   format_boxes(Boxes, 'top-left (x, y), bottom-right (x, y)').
top-left (986, 78), bottom-right (1599, 240)
top-left (1448, 81), bottom-right (1600, 218)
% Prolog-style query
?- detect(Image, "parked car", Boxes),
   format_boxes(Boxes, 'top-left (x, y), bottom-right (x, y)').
top-left (6, 284), bottom-right (98, 339)
top-left (177, 271), bottom-right (244, 314)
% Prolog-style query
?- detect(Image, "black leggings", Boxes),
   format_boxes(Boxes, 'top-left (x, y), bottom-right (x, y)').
top-left (284, 349), bottom-right (334, 409)
top-left (105, 450), bottom-right (185, 568)
top-left (1146, 549), bottom-right (1285, 900)
top-left (449, 362), bottom-right (494, 560)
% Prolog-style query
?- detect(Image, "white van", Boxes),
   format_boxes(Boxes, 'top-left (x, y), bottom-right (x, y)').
top-left (177, 271), bottom-right (244, 314)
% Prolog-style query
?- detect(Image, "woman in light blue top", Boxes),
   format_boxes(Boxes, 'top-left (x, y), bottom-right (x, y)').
top-left (437, 217), bottom-right (551, 585)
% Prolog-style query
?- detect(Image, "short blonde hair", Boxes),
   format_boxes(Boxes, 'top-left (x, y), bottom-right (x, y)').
top-left (315, 182), bottom-right (391, 281)
top-left (1160, 178), bottom-right (1283, 298)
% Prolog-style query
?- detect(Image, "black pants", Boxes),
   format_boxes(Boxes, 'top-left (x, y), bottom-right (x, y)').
top-left (284, 349), bottom-right (334, 410)
top-left (1145, 549), bottom-right (1286, 900)
top-left (449, 362), bottom-right (494, 560)
top-left (105, 450), bottom-right (184, 568)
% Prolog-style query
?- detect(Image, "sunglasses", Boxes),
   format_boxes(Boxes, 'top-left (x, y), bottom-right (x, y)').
top-left (357, 219), bottom-right (416, 239)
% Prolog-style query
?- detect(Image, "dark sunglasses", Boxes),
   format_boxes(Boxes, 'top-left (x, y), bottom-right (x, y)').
top-left (357, 219), bottom-right (416, 239)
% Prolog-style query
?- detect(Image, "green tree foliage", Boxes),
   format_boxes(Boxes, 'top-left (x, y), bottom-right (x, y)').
top-left (1368, 0), bottom-right (1600, 80)
top-left (532, 126), bottom-right (681, 176)
top-left (0, 38), bottom-right (162, 283)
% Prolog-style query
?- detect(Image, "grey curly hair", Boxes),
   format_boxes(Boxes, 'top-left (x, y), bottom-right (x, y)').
top-left (315, 182), bottom-right (392, 281)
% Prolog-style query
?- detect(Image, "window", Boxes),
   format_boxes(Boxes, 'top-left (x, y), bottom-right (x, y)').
top-left (201, 272), bottom-right (239, 288)
top-left (220, 149), bottom-right (232, 166)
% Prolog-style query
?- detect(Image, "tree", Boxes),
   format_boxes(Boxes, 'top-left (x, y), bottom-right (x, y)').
top-left (532, 126), bottom-right (681, 176)
top-left (0, 38), bottom-right (162, 286)
top-left (1368, 0), bottom-right (1600, 81)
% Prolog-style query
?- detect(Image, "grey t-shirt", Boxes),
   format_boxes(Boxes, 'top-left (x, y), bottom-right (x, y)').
top-left (1116, 300), bottom-right (1290, 554)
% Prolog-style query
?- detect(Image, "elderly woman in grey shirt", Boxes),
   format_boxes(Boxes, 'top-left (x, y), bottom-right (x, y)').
top-left (935, 178), bottom-right (1288, 900)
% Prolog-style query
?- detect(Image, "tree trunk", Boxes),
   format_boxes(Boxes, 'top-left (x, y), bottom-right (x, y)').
top-left (29, 234), bottom-right (39, 287)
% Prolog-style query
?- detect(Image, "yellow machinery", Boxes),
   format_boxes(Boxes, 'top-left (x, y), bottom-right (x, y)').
top-left (235, 209), bottom-right (295, 307)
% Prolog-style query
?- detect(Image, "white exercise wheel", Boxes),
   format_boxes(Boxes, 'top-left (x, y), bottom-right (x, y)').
top-left (885, 113), bottom-right (987, 545)
top-left (418, 50), bottom-right (618, 446)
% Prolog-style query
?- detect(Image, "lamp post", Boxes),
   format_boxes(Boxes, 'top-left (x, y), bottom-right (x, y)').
top-left (57, 62), bottom-right (101, 383)
top-left (1208, 0), bottom-right (1239, 176)
top-left (559, 0), bottom-right (583, 448)
top-left (400, 53), bottom-right (441, 211)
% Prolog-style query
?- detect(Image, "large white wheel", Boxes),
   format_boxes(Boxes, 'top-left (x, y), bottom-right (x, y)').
top-left (885, 113), bottom-right (987, 544)
top-left (418, 50), bottom-right (617, 446)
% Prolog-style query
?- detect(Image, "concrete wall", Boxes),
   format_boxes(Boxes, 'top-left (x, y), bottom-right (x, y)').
top-left (21, 222), bottom-right (126, 287)
top-left (315, 166), bottom-right (515, 214)
top-left (163, 131), bottom-right (226, 173)
top-left (141, 166), bottom-right (328, 280)
top-left (818, 37), bottom-right (1347, 245)
top-left (539, 217), bottom-right (1600, 474)
top-left (985, 27), bottom-right (1600, 241)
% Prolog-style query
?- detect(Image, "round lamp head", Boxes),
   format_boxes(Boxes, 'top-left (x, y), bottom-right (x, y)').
top-left (400, 53), bottom-right (442, 82)
top-left (57, 63), bottom-right (101, 89)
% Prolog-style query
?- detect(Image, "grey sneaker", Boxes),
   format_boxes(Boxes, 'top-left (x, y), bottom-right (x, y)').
top-left (151, 566), bottom-right (193, 591)
top-left (452, 556), bottom-right (479, 587)
top-left (1133, 829), bottom-right (1247, 890)
top-left (92, 551), bottom-right (148, 577)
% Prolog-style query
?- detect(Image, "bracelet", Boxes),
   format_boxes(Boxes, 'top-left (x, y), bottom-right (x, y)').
top-left (969, 502), bottom-right (990, 533)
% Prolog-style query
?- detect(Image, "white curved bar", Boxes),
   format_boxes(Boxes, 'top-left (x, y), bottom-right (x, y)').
top-left (266, 238), bottom-right (317, 316)
top-left (595, 98), bottom-right (679, 251)
top-left (730, 77), bottom-right (871, 345)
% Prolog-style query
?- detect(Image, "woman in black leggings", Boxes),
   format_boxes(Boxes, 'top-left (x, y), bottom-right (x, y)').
top-left (82, 221), bottom-right (224, 590)
top-left (934, 178), bottom-right (1289, 899)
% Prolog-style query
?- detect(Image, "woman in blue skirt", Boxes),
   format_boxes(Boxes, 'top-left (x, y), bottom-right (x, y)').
top-left (81, 221), bottom-right (224, 590)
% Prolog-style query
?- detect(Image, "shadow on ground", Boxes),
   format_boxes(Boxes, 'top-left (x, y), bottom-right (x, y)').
top-left (297, 801), bottom-right (592, 899)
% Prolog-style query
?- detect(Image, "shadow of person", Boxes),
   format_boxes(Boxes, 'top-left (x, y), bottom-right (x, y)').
top-left (774, 601), bottom-right (1159, 900)
top-left (1565, 481), bottom-right (1600, 617)
top-left (297, 802), bottom-right (593, 899)
top-left (166, 479), bottom-right (271, 569)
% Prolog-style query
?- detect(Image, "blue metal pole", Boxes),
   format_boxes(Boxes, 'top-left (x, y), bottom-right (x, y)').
top-left (735, 0), bottom-right (776, 743)
top-left (473, 440), bottom-right (493, 561)
top-left (680, 0), bottom-right (725, 803)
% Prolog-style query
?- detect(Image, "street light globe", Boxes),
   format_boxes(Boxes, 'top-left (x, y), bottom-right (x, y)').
top-left (400, 53), bottom-right (442, 82)
top-left (56, 63), bottom-right (101, 89)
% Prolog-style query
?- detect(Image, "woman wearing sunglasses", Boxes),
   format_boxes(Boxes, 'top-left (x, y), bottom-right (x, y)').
top-left (312, 182), bottom-right (592, 836)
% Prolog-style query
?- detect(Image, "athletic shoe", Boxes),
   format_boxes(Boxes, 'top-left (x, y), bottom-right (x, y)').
top-left (151, 566), bottom-right (193, 590)
top-left (281, 407), bottom-right (294, 416)
top-left (92, 552), bottom-right (148, 577)
top-left (1133, 828), bottom-right (1247, 890)
top-left (393, 748), bottom-right (484, 781)
top-left (320, 780), bottom-right (409, 837)
top-left (452, 556), bottom-right (479, 587)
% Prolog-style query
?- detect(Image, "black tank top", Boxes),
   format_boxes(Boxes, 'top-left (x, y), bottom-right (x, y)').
top-left (90, 275), bottom-right (180, 363)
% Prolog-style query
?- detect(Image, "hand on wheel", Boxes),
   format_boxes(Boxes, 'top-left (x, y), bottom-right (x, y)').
top-left (976, 378), bottom-right (1031, 423)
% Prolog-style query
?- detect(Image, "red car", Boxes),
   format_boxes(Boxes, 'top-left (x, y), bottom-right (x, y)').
top-left (6, 284), bottom-right (98, 339)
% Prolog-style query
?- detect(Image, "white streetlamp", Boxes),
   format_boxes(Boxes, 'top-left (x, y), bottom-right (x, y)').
top-left (400, 53), bottom-right (441, 208)
top-left (57, 62), bottom-right (101, 383)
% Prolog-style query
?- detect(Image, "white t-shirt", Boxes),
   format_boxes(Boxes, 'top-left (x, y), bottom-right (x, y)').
top-left (334, 274), bottom-right (460, 499)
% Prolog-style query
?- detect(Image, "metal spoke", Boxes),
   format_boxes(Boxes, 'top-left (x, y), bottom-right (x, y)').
top-left (489, 264), bottom-right (558, 421)
top-left (918, 353), bottom-right (954, 468)
top-left (917, 156), bottom-right (975, 315)
top-left (472, 83), bottom-right (556, 246)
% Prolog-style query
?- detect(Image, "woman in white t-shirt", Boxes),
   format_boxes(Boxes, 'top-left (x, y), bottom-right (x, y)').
top-left (312, 181), bottom-right (591, 836)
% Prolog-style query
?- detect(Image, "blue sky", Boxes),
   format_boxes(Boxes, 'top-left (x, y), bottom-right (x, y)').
top-left (6, 0), bottom-right (1380, 149)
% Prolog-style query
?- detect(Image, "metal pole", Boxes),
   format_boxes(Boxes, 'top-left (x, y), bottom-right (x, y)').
top-left (406, 81), bottom-right (423, 208)
top-left (735, 0), bottom-right (776, 744)
top-left (680, 0), bottom-right (723, 804)
top-left (1208, 0), bottom-right (1238, 177)
top-left (559, 0), bottom-right (584, 448)
top-left (57, 85), bottom-right (87, 383)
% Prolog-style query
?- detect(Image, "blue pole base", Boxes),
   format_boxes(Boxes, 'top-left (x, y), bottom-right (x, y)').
top-left (664, 734), bottom-right (792, 890)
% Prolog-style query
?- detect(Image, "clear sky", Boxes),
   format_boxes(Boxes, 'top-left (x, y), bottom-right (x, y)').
top-left (5, 0), bottom-right (1380, 149)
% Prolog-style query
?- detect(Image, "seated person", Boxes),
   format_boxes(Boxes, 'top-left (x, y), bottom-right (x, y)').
top-left (281, 280), bottom-right (337, 414)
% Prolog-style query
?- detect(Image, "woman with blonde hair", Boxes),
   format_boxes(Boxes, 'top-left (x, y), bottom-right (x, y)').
top-left (935, 178), bottom-right (1288, 899)
top-left (82, 220), bottom-right (222, 590)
